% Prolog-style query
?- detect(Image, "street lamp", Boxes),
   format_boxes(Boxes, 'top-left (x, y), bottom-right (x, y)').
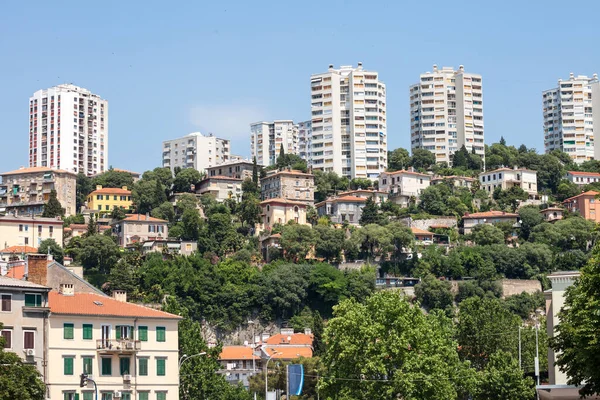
top-left (179, 352), bottom-right (207, 368)
top-left (265, 351), bottom-right (283, 400)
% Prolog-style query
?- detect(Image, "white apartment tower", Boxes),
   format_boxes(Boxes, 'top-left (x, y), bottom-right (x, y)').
top-left (410, 65), bottom-right (484, 165)
top-left (543, 73), bottom-right (600, 163)
top-left (162, 132), bottom-right (231, 174)
top-left (250, 120), bottom-right (299, 166)
top-left (29, 84), bottom-right (108, 176)
top-left (298, 120), bottom-right (312, 164)
top-left (310, 63), bottom-right (387, 179)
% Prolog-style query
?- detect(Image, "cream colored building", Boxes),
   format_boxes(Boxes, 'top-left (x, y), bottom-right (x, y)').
top-left (462, 210), bottom-right (519, 234)
top-left (260, 169), bottom-right (315, 206)
top-left (259, 199), bottom-right (308, 231)
top-left (47, 288), bottom-right (181, 400)
top-left (0, 215), bottom-right (64, 248)
top-left (195, 176), bottom-right (243, 202)
top-left (0, 166), bottom-right (76, 216)
top-left (111, 214), bottom-right (169, 247)
top-left (250, 121), bottom-right (299, 167)
top-left (479, 167), bottom-right (538, 198)
top-left (431, 175), bottom-right (474, 189)
top-left (206, 160), bottom-right (256, 181)
top-left (378, 170), bottom-right (431, 207)
top-left (162, 132), bottom-right (231, 174)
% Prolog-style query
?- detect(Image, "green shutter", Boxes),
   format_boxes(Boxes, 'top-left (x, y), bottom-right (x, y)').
top-left (156, 392), bottom-right (166, 400)
top-left (64, 357), bottom-right (74, 375)
top-left (83, 393), bottom-right (93, 400)
top-left (115, 326), bottom-right (122, 340)
top-left (156, 327), bottom-right (165, 342)
top-left (83, 324), bottom-right (93, 340)
top-left (64, 323), bottom-right (74, 339)
top-left (25, 294), bottom-right (35, 307)
top-left (75, 394), bottom-right (80, 400)
top-left (120, 357), bottom-right (130, 375)
top-left (138, 358), bottom-right (148, 376)
top-left (101, 358), bottom-right (112, 375)
top-left (36, 294), bottom-right (42, 307)
top-left (156, 358), bottom-right (165, 376)
top-left (83, 357), bottom-right (93, 374)
top-left (138, 393), bottom-right (148, 400)
top-left (138, 326), bottom-right (148, 341)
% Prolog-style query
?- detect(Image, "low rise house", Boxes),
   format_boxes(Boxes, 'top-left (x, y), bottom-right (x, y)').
top-left (259, 199), bottom-right (308, 232)
top-left (64, 223), bottom-right (111, 243)
top-left (462, 210), bottom-right (519, 234)
top-left (195, 176), bottom-right (243, 202)
top-left (411, 227), bottom-right (434, 244)
top-left (0, 275), bottom-right (51, 384)
top-left (478, 167), bottom-right (538, 198)
top-left (261, 328), bottom-right (314, 360)
top-left (540, 207), bottom-right (564, 222)
top-left (206, 159), bottom-right (256, 180)
top-left (0, 215), bottom-right (63, 248)
top-left (315, 195), bottom-right (367, 226)
top-left (565, 170), bottom-right (600, 187)
top-left (378, 170), bottom-right (430, 207)
top-left (135, 239), bottom-right (197, 257)
top-left (562, 191), bottom-right (600, 222)
top-left (0, 166), bottom-right (77, 216)
top-left (431, 175), bottom-right (475, 189)
top-left (111, 214), bottom-right (169, 247)
top-left (336, 189), bottom-right (388, 204)
top-left (86, 185), bottom-right (133, 213)
top-left (218, 346), bottom-right (260, 388)
top-left (261, 169), bottom-right (315, 206)
top-left (0, 245), bottom-right (39, 262)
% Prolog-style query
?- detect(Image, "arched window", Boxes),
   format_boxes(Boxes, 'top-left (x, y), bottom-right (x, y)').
top-left (294, 206), bottom-right (299, 213)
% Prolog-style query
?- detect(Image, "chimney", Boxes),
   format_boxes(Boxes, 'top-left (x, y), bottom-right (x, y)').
top-left (304, 328), bottom-right (312, 336)
top-left (122, 186), bottom-right (128, 190)
top-left (59, 283), bottom-right (74, 296)
top-left (96, 185), bottom-right (102, 190)
top-left (261, 332), bottom-right (270, 342)
top-left (27, 254), bottom-right (49, 286)
top-left (145, 212), bottom-right (149, 221)
top-left (113, 290), bottom-right (127, 302)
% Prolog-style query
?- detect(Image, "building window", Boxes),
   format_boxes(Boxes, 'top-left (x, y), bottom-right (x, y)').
top-left (63, 392), bottom-right (76, 400)
top-left (19, 224), bottom-right (23, 232)
top-left (83, 356), bottom-right (93, 374)
top-left (120, 357), bottom-right (131, 375)
top-left (156, 358), bottom-right (166, 376)
top-left (83, 392), bottom-right (94, 400)
top-left (156, 327), bottom-right (166, 342)
top-left (156, 393), bottom-right (167, 400)
top-left (64, 356), bottom-right (74, 375)
top-left (101, 357), bottom-right (112, 376)
top-left (138, 326), bottom-right (148, 341)
top-left (101, 393), bottom-right (113, 400)
top-left (1, 294), bottom-right (11, 312)
top-left (116, 325), bottom-right (133, 340)
top-left (23, 330), bottom-right (35, 349)
top-left (25, 293), bottom-right (42, 307)
top-left (138, 358), bottom-right (148, 376)
top-left (1, 330), bottom-right (12, 349)
top-left (83, 324), bottom-right (93, 340)
top-left (138, 392), bottom-right (149, 400)
top-left (38, 225), bottom-right (42, 234)
top-left (64, 323), bottom-right (74, 339)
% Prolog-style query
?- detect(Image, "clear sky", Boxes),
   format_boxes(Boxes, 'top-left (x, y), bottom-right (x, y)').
top-left (1, 0), bottom-right (599, 174)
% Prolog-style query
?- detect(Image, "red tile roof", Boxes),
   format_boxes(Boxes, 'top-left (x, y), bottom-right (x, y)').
top-left (260, 198), bottom-right (307, 207)
top-left (49, 291), bottom-right (181, 319)
top-left (1, 166), bottom-right (76, 176)
top-left (219, 346), bottom-right (259, 361)
top-left (265, 333), bottom-right (313, 346)
top-left (89, 187), bottom-right (131, 195)
top-left (2, 245), bottom-right (39, 254)
top-left (463, 210), bottom-right (519, 219)
top-left (5, 264), bottom-right (26, 279)
top-left (202, 176), bottom-right (243, 181)
top-left (337, 189), bottom-right (387, 196)
top-left (563, 191), bottom-right (599, 202)
top-left (264, 346), bottom-right (313, 359)
top-left (383, 169), bottom-right (430, 177)
top-left (264, 170), bottom-right (314, 178)
top-left (567, 171), bottom-right (600, 177)
top-left (411, 227), bottom-right (433, 236)
top-left (120, 214), bottom-right (168, 223)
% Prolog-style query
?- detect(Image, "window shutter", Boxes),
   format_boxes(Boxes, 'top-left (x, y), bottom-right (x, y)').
top-left (120, 357), bottom-right (130, 375)
top-left (138, 326), bottom-right (148, 342)
top-left (115, 326), bottom-right (122, 340)
top-left (138, 392), bottom-right (148, 400)
top-left (83, 324), bottom-right (93, 340)
top-left (156, 358), bottom-right (165, 376)
top-left (83, 357), bottom-right (93, 374)
top-left (64, 323), bottom-right (74, 339)
top-left (156, 327), bottom-right (165, 342)
top-left (75, 394), bottom-right (80, 400)
top-left (138, 358), bottom-right (148, 376)
top-left (64, 357), bottom-right (74, 375)
top-left (25, 294), bottom-right (35, 307)
top-left (83, 393), bottom-right (93, 400)
top-left (101, 358), bottom-right (112, 375)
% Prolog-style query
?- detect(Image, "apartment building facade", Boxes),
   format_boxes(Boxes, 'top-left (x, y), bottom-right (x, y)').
top-left (162, 132), bottom-right (231, 174)
top-left (543, 73), bottom-right (600, 163)
top-left (195, 176), bottom-right (243, 202)
top-left (378, 170), bottom-right (431, 207)
top-left (260, 169), bottom-right (315, 206)
top-left (111, 214), bottom-right (169, 247)
top-left (562, 190), bottom-right (600, 222)
top-left (479, 167), bottom-right (538, 198)
top-left (310, 63), bottom-right (387, 179)
top-left (410, 65), bottom-right (484, 165)
top-left (0, 215), bottom-right (64, 248)
top-left (86, 186), bottom-right (133, 213)
top-left (316, 195), bottom-right (367, 226)
top-left (29, 84), bottom-right (108, 176)
top-left (250, 120), bottom-right (299, 167)
top-left (206, 159), bottom-right (255, 180)
top-left (0, 166), bottom-right (76, 217)
top-left (298, 120), bottom-right (312, 163)
top-left (259, 199), bottom-right (308, 231)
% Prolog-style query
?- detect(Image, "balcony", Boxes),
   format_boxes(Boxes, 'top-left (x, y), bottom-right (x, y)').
top-left (96, 339), bottom-right (141, 354)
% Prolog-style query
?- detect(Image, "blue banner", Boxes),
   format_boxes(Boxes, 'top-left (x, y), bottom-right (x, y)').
top-left (288, 364), bottom-right (304, 395)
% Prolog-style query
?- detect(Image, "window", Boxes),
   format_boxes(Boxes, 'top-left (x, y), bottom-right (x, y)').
top-left (101, 357), bottom-right (112, 376)
top-left (1, 294), bottom-right (11, 312)
top-left (83, 356), bottom-right (93, 374)
top-left (1, 330), bottom-right (12, 348)
top-left (64, 323), bottom-right (74, 339)
top-left (156, 358), bottom-right (166, 376)
top-left (25, 293), bottom-right (42, 307)
top-left (138, 358), bottom-right (148, 376)
top-left (101, 393), bottom-right (113, 400)
top-left (156, 392), bottom-right (167, 400)
top-left (83, 324), bottom-right (93, 340)
top-left (121, 394), bottom-right (131, 400)
top-left (156, 327), bottom-right (166, 342)
top-left (83, 392), bottom-right (94, 400)
top-left (138, 392), bottom-right (149, 400)
top-left (64, 356), bottom-right (74, 375)
top-left (38, 225), bottom-right (42, 234)
top-left (23, 330), bottom-right (34, 349)
top-left (19, 224), bottom-right (23, 232)
top-left (63, 392), bottom-right (76, 400)
top-left (120, 357), bottom-right (131, 375)
top-left (116, 325), bottom-right (133, 340)
top-left (114, 195), bottom-right (117, 201)
top-left (138, 326), bottom-right (148, 341)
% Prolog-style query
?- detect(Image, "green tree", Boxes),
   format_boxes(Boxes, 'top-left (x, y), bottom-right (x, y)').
top-left (388, 148), bottom-right (411, 171)
top-left (151, 201), bottom-right (176, 223)
top-left (142, 167), bottom-right (174, 190)
top-left (474, 351), bottom-right (535, 400)
top-left (518, 205), bottom-right (543, 240)
top-left (359, 197), bottom-right (383, 225)
top-left (252, 157), bottom-right (259, 184)
top-left (280, 224), bottom-right (317, 262)
top-left (0, 322), bottom-right (46, 400)
top-left (452, 145), bottom-right (470, 169)
top-left (556, 180), bottom-right (580, 201)
top-left (348, 223), bottom-right (393, 261)
top-left (410, 148), bottom-right (437, 170)
top-left (419, 185), bottom-right (450, 215)
top-left (38, 239), bottom-right (64, 264)
top-left (415, 274), bottom-right (454, 311)
top-left (538, 153), bottom-right (566, 193)
top-left (314, 224), bottom-right (345, 262)
top-left (42, 189), bottom-right (65, 218)
top-left (173, 168), bottom-right (202, 193)
top-left (551, 246), bottom-right (600, 397)
top-left (110, 206), bottom-right (128, 220)
top-left (493, 186), bottom-right (529, 211)
top-left (92, 168), bottom-right (134, 189)
top-left (181, 208), bottom-right (201, 241)
top-left (239, 194), bottom-right (261, 228)
top-left (85, 213), bottom-right (98, 237)
top-left (314, 171), bottom-right (349, 202)
top-left (319, 291), bottom-right (475, 400)
top-left (471, 223), bottom-right (505, 246)
top-left (312, 310), bottom-right (326, 356)
top-left (349, 178), bottom-right (373, 190)
top-left (76, 172), bottom-right (93, 212)
top-left (78, 234), bottom-right (121, 276)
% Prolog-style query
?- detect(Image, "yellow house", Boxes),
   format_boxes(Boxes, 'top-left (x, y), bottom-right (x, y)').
top-left (87, 186), bottom-right (133, 213)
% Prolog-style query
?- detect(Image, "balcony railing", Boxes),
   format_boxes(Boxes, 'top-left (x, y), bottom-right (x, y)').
top-left (96, 339), bottom-right (141, 353)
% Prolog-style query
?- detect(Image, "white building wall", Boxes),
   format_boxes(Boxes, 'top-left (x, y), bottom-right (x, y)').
top-left (250, 121), bottom-right (299, 167)
top-left (29, 85), bottom-right (108, 176)
top-left (162, 132), bottom-right (230, 174)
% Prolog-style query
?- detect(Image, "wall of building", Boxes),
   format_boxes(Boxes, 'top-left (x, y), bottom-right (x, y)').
top-left (0, 216), bottom-right (64, 248)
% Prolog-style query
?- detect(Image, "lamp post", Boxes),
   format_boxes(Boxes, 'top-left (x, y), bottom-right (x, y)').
top-left (179, 352), bottom-right (207, 368)
top-left (265, 352), bottom-right (282, 400)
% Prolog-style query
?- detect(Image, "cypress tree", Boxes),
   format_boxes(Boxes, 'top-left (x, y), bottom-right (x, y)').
top-left (42, 189), bottom-right (65, 218)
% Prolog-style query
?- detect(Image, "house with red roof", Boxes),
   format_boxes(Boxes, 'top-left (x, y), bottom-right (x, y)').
top-left (563, 191), bottom-right (600, 222)
top-left (260, 169), bottom-right (315, 206)
top-left (462, 210), bottom-right (519, 234)
top-left (565, 171), bottom-right (600, 187)
top-left (378, 169), bottom-right (431, 208)
top-left (315, 195), bottom-right (368, 226)
top-left (110, 214), bottom-right (169, 247)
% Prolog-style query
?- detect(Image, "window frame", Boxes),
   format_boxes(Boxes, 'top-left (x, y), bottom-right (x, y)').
top-left (1, 329), bottom-right (12, 349)
top-left (83, 324), bottom-right (93, 340)
top-left (0, 293), bottom-right (11, 312)
top-left (24, 293), bottom-right (42, 307)
top-left (156, 326), bottom-right (166, 342)
top-left (64, 323), bottom-right (75, 340)
top-left (23, 329), bottom-right (35, 349)
top-left (138, 326), bottom-right (148, 342)
top-left (63, 356), bottom-right (74, 375)
top-left (101, 357), bottom-right (112, 376)
top-left (138, 357), bottom-right (149, 376)
top-left (156, 357), bottom-right (166, 376)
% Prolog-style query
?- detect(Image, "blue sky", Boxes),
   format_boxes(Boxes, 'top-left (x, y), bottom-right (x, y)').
top-left (1, 0), bottom-right (599, 174)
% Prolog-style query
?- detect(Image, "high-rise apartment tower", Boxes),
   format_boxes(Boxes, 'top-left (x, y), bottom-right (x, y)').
top-left (250, 120), bottom-right (299, 167)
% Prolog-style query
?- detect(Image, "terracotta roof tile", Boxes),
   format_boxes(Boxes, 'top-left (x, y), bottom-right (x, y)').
top-left (89, 187), bottom-right (131, 195)
top-left (411, 227), bottom-right (433, 235)
top-left (264, 170), bottom-right (314, 178)
top-left (563, 191), bottom-right (599, 202)
top-left (120, 214), bottom-right (168, 223)
top-left (1, 166), bottom-right (76, 176)
top-left (264, 346), bottom-right (313, 359)
top-left (2, 245), bottom-right (39, 254)
top-left (383, 169), bottom-right (430, 177)
top-left (4, 264), bottom-right (26, 279)
top-left (219, 346), bottom-right (259, 361)
top-left (265, 333), bottom-right (313, 346)
top-left (567, 171), bottom-right (600, 177)
top-left (463, 210), bottom-right (519, 219)
top-left (337, 189), bottom-right (387, 196)
top-left (260, 198), bottom-right (307, 207)
top-left (49, 291), bottom-right (181, 319)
